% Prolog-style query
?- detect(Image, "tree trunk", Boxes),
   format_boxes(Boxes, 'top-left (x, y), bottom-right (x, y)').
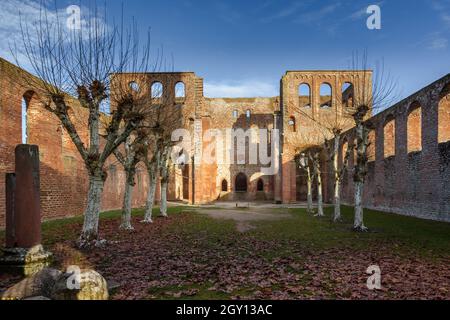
top-left (333, 134), bottom-right (342, 222)
top-left (316, 169), bottom-right (324, 217)
top-left (142, 167), bottom-right (157, 223)
top-left (353, 181), bottom-right (366, 230)
top-left (79, 175), bottom-right (104, 245)
top-left (160, 180), bottom-right (168, 217)
top-left (306, 167), bottom-right (313, 214)
top-left (353, 108), bottom-right (370, 232)
top-left (120, 171), bottom-right (134, 230)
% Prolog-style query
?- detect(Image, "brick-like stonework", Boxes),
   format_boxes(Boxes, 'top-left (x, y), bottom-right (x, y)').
top-left (0, 57), bottom-right (448, 227)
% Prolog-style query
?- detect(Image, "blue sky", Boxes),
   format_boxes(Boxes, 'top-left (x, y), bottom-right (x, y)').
top-left (1, 0), bottom-right (449, 99)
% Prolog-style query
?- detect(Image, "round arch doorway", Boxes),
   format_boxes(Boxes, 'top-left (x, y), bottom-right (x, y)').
top-left (235, 173), bottom-right (248, 192)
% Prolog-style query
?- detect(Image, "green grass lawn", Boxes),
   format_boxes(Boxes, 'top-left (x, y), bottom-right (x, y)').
top-left (1, 205), bottom-right (449, 300)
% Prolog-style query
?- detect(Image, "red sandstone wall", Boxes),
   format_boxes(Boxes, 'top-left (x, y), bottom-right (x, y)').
top-left (333, 75), bottom-right (450, 221)
top-left (0, 58), bottom-right (151, 228)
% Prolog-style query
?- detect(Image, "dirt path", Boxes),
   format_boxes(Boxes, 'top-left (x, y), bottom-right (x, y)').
top-left (196, 207), bottom-right (291, 232)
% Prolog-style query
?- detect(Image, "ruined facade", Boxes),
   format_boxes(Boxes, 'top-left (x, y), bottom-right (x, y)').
top-left (0, 57), bottom-right (449, 227)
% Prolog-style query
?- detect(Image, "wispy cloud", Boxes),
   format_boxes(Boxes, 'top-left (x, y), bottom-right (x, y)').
top-left (431, 0), bottom-right (450, 28)
top-left (416, 32), bottom-right (448, 50)
top-left (260, 1), bottom-right (305, 23)
top-left (0, 0), bottom-right (108, 70)
top-left (424, 1), bottom-right (450, 49)
top-left (293, 2), bottom-right (341, 25)
top-left (204, 80), bottom-right (278, 98)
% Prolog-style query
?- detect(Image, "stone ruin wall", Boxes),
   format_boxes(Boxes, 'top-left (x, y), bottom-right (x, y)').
top-left (326, 75), bottom-right (450, 221)
top-left (0, 56), bottom-right (448, 227)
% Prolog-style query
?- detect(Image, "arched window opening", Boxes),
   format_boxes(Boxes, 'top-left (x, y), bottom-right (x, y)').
top-left (151, 82), bottom-right (163, 99)
top-left (342, 82), bottom-right (354, 108)
top-left (233, 110), bottom-right (238, 118)
top-left (221, 179), bottom-right (228, 192)
top-left (320, 83), bottom-right (332, 109)
top-left (22, 91), bottom-right (35, 144)
top-left (288, 116), bottom-right (296, 132)
top-left (21, 96), bottom-right (28, 144)
top-left (257, 179), bottom-right (264, 192)
top-left (129, 81), bottom-right (140, 92)
top-left (299, 83), bottom-right (311, 109)
top-left (438, 82), bottom-right (450, 144)
top-left (246, 110), bottom-right (251, 119)
top-left (384, 116), bottom-right (396, 158)
top-left (407, 102), bottom-right (422, 153)
top-left (235, 173), bottom-right (248, 192)
top-left (175, 82), bottom-right (186, 99)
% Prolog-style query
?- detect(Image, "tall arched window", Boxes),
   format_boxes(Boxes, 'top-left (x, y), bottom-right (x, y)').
top-left (175, 82), bottom-right (186, 99)
top-left (21, 96), bottom-right (29, 144)
top-left (342, 82), bottom-right (354, 108)
top-left (384, 116), bottom-right (396, 158)
top-left (221, 179), bottom-right (228, 192)
top-left (21, 91), bottom-right (35, 144)
top-left (246, 110), bottom-right (251, 118)
top-left (233, 110), bottom-right (238, 118)
top-left (299, 83), bottom-right (311, 109)
top-left (320, 83), bottom-right (332, 109)
top-left (407, 102), bottom-right (422, 153)
top-left (438, 82), bottom-right (450, 144)
top-left (151, 82), bottom-right (163, 99)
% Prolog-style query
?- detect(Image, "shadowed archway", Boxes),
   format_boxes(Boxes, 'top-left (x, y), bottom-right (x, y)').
top-left (235, 173), bottom-right (248, 192)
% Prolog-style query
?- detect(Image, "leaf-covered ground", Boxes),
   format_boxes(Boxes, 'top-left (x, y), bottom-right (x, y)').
top-left (1, 206), bottom-right (449, 300)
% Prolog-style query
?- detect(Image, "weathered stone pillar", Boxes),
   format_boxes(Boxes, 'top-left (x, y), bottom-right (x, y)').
top-left (13, 145), bottom-right (42, 248)
top-left (1, 145), bottom-right (52, 276)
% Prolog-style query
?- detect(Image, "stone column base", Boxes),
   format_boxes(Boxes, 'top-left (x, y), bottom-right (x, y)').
top-left (0, 245), bottom-right (52, 276)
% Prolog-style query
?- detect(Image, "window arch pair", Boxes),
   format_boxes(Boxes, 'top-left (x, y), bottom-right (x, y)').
top-left (151, 81), bottom-right (186, 99)
top-left (298, 83), bottom-right (334, 109)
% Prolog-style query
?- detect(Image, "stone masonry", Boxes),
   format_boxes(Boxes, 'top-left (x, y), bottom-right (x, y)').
top-left (0, 57), bottom-right (449, 227)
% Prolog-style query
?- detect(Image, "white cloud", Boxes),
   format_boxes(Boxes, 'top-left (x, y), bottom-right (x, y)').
top-left (429, 36), bottom-right (448, 49)
top-left (260, 1), bottom-right (304, 23)
top-left (0, 0), bottom-right (108, 70)
top-left (293, 3), bottom-right (341, 24)
top-left (418, 32), bottom-right (449, 50)
top-left (204, 80), bottom-right (278, 98)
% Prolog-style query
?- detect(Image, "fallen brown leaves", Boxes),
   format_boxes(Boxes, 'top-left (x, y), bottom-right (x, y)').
top-left (1, 212), bottom-right (449, 300)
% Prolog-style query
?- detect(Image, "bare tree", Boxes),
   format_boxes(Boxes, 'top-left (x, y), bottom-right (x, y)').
top-left (140, 134), bottom-right (161, 223)
top-left (139, 84), bottom-right (181, 222)
top-left (347, 51), bottom-right (398, 231)
top-left (325, 133), bottom-right (351, 222)
top-left (292, 51), bottom-right (397, 230)
top-left (113, 131), bottom-right (147, 230)
top-left (297, 152), bottom-right (314, 214)
top-left (292, 130), bottom-right (325, 215)
top-left (12, 1), bottom-right (159, 245)
top-left (310, 150), bottom-right (324, 217)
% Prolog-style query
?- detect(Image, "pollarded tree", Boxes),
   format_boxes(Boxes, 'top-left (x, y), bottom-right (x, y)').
top-left (13, 2), bottom-right (158, 245)
top-left (139, 83), bottom-right (182, 222)
top-left (293, 51), bottom-right (398, 230)
top-left (113, 131), bottom-right (148, 231)
top-left (293, 130), bottom-right (325, 216)
top-left (346, 52), bottom-right (398, 231)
